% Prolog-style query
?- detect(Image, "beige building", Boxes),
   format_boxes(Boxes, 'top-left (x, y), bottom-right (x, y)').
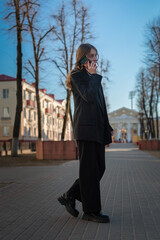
top-left (0, 74), bottom-right (72, 151)
top-left (108, 107), bottom-right (140, 143)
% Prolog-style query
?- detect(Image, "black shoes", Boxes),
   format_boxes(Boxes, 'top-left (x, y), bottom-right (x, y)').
top-left (58, 193), bottom-right (79, 217)
top-left (82, 212), bottom-right (110, 223)
top-left (58, 194), bottom-right (110, 223)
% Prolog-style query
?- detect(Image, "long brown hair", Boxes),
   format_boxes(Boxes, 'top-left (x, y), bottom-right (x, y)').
top-left (65, 43), bottom-right (98, 89)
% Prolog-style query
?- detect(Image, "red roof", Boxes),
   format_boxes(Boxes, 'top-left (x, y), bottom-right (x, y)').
top-left (57, 99), bottom-right (65, 103)
top-left (0, 74), bottom-right (64, 104)
top-left (40, 88), bottom-right (47, 94)
top-left (0, 74), bottom-right (26, 82)
top-left (0, 74), bottom-right (17, 81)
top-left (48, 94), bottom-right (55, 99)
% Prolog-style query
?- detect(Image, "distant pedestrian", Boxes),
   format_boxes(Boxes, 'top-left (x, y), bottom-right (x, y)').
top-left (58, 43), bottom-right (113, 223)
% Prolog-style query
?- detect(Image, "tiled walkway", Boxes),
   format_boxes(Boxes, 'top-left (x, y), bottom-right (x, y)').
top-left (0, 143), bottom-right (160, 240)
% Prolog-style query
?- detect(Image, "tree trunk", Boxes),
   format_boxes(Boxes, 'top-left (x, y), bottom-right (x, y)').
top-left (156, 109), bottom-right (159, 139)
top-left (139, 114), bottom-right (145, 140)
top-left (149, 79), bottom-right (155, 139)
top-left (155, 95), bottom-right (159, 139)
top-left (151, 116), bottom-right (155, 138)
top-left (35, 65), bottom-right (42, 140)
top-left (61, 89), bottom-right (71, 140)
top-left (11, 3), bottom-right (22, 157)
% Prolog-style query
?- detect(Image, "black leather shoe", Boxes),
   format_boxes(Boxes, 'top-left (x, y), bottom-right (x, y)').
top-left (58, 193), bottom-right (79, 217)
top-left (82, 212), bottom-right (110, 223)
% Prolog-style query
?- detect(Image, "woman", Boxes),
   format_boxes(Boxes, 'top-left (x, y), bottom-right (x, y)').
top-left (58, 43), bottom-right (113, 223)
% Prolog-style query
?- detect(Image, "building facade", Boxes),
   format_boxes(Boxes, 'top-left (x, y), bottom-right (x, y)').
top-left (108, 107), bottom-right (140, 143)
top-left (0, 74), bottom-right (72, 151)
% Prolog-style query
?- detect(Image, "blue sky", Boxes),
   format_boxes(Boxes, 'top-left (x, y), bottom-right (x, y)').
top-left (0, 0), bottom-right (160, 112)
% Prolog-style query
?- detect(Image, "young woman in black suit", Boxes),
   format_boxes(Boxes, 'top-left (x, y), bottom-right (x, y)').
top-left (58, 43), bottom-right (113, 223)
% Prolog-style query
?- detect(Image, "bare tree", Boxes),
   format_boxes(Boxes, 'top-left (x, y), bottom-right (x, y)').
top-left (146, 19), bottom-right (160, 139)
top-left (141, 16), bottom-right (160, 138)
top-left (51, 0), bottom-right (93, 140)
top-left (151, 64), bottom-right (160, 138)
top-left (138, 111), bottom-right (145, 140)
top-left (4, 0), bottom-right (26, 156)
top-left (145, 17), bottom-right (160, 88)
top-left (24, 0), bottom-right (54, 140)
top-left (136, 67), bottom-right (158, 139)
top-left (136, 16), bottom-right (160, 140)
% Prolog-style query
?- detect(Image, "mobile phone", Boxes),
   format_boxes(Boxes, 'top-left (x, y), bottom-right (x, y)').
top-left (80, 56), bottom-right (92, 64)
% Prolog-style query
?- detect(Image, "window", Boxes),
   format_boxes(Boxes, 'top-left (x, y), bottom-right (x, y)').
top-left (24, 108), bottom-right (26, 118)
top-left (29, 110), bottom-right (31, 121)
top-left (34, 111), bottom-right (36, 121)
top-left (58, 133), bottom-right (61, 140)
top-left (42, 129), bottom-right (45, 138)
top-left (34, 95), bottom-right (36, 101)
top-left (24, 127), bottom-right (27, 136)
top-left (34, 128), bottom-right (36, 136)
top-left (29, 127), bottom-right (31, 136)
top-left (28, 91), bottom-right (31, 100)
top-left (3, 126), bottom-right (10, 136)
top-left (3, 89), bottom-right (9, 98)
top-left (2, 107), bottom-right (10, 118)
top-left (24, 90), bottom-right (26, 100)
top-left (45, 101), bottom-right (48, 108)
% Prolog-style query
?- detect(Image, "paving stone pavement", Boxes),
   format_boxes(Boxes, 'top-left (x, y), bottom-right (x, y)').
top-left (0, 143), bottom-right (160, 240)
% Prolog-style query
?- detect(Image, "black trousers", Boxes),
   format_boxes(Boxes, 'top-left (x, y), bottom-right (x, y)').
top-left (67, 141), bottom-right (105, 213)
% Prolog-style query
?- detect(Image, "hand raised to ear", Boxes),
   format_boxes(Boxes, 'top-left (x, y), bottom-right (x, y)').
top-left (86, 61), bottom-right (97, 74)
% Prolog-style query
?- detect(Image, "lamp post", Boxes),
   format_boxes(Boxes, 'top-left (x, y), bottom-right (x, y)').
top-left (129, 91), bottom-right (136, 109)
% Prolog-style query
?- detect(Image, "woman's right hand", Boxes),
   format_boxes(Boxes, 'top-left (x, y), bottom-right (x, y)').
top-left (86, 61), bottom-right (97, 74)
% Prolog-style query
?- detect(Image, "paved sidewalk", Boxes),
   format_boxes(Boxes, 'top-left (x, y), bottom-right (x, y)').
top-left (0, 143), bottom-right (160, 240)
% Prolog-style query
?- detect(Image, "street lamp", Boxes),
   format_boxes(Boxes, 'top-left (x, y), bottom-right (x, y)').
top-left (129, 91), bottom-right (136, 109)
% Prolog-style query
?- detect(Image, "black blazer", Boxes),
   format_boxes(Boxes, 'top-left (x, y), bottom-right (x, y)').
top-left (71, 68), bottom-right (113, 145)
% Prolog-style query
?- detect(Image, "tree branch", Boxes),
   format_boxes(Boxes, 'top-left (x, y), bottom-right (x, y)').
top-left (59, 77), bottom-right (67, 90)
top-left (28, 59), bottom-right (36, 74)
top-left (38, 48), bottom-right (44, 60)
top-left (37, 27), bottom-right (54, 57)
top-left (52, 60), bottom-right (66, 78)
top-left (4, 11), bottom-right (16, 20)
top-left (70, 0), bottom-right (78, 70)
top-left (24, 66), bottom-right (35, 79)
top-left (8, 25), bottom-right (17, 31)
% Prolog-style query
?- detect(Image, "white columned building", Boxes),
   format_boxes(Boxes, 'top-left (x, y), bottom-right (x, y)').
top-left (108, 107), bottom-right (140, 143)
